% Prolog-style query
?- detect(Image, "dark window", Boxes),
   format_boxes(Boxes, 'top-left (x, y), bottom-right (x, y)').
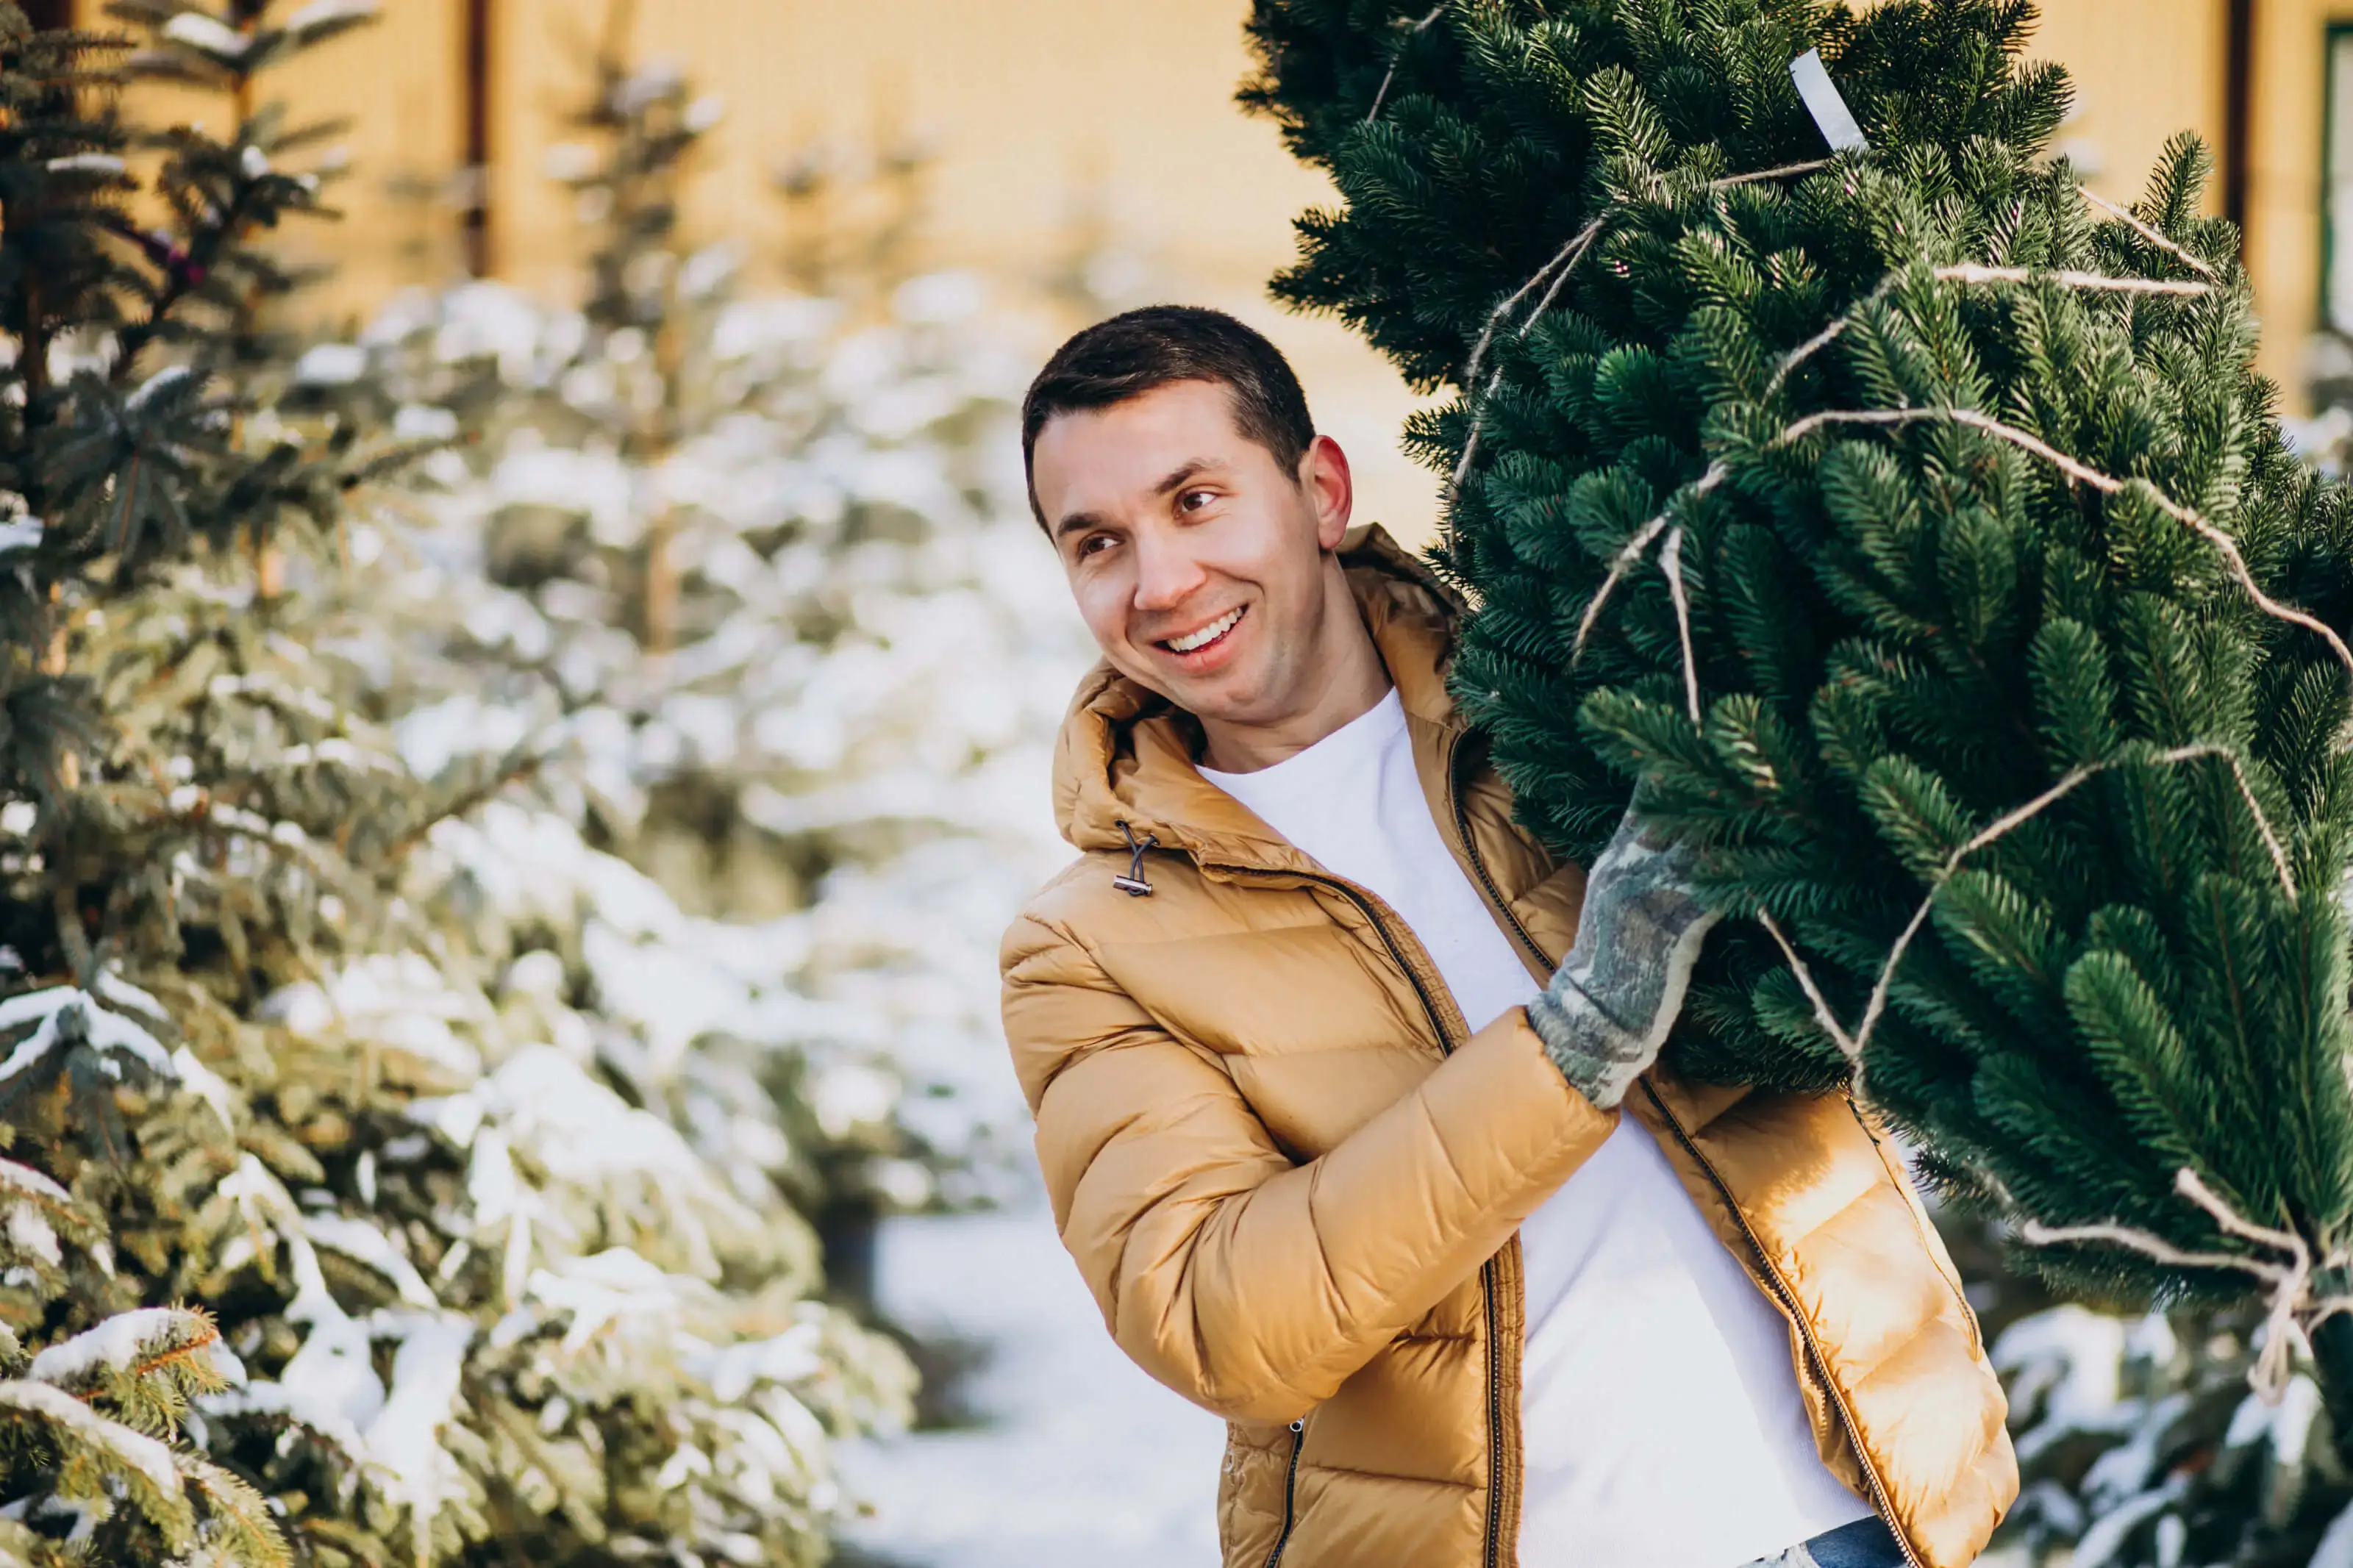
top-left (2324, 24), bottom-right (2353, 331)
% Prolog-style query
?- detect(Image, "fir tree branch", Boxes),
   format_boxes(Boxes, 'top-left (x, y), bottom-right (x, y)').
top-left (2077, 183), bottom-right (2223, 282)
top-left (1752, 201), bottom-right (2215, 412)
top-left (1771, 404), bottom-right (2353, 685)
top-left (1763, 741), bottom-right (2292, 1072)
top-left (1363, 2), bottom-right (1449, 125)
top-left (1547, 213), bottom-right (2236, 635)
top-left (1449, 164), bottom-right (1828, 502)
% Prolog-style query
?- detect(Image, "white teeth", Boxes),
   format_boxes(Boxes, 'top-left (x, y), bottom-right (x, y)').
top-left (1165, 608), bottom-right (1243, 654)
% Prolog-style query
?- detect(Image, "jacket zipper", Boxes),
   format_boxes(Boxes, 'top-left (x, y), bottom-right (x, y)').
top-left (1221, 734), bottom-right (1535, 1568)
top-left (1443, 733), bottom-right (1528, 1568)
top-left (1479, 1256), bottom-right (1506, 1566)
top-left (1640, 1081), bottom-right (1926, 1568)
top-left (1263, 1417), bottom-right (1306, 1567)
top-left (1446, 731), bottom-right (1552, 978)
top-left (1212, 859), bottom-right (1506, 1568)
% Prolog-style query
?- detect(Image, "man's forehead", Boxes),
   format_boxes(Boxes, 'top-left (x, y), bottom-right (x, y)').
top-left (1040, 380), bottom-right (1247, 462)
top-left (1033, 382), bottom-right (1259, 510)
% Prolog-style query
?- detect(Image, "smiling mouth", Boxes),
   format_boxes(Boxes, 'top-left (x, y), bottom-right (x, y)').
top-left (1160, 605), bottom-right (1246, 656)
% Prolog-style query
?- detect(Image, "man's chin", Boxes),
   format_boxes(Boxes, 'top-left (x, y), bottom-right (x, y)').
top-left (1120, 659), bottom-right (1265, 726)
top-left (1168, 677), bottom-right (1288, 734)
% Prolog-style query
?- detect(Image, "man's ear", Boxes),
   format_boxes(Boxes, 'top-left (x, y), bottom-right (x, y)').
top-left (1301, 434), bottom-right (1354, 551)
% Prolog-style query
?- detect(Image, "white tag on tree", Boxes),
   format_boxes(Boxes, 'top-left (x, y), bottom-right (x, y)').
top-left (1789, 49), bottom-right (1869, 152)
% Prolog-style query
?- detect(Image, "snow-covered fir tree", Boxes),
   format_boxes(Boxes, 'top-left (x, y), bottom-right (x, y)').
top-left (345, 40), bottom-right (1088, 1294)
top-left (0, 4), bottom-right (915, 1562)
top-left (1986, 1294), bottom-right (2353, 1565)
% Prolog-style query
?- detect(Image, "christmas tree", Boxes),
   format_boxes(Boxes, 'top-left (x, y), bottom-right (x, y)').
top-left (1246, 0), bottom-right (2353, 1535)
top-left (0, 3), bottom-right (915, 1561)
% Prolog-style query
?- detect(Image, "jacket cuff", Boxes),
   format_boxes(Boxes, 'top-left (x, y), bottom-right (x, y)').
top-left (1419, 1005), bottom-right (1620, 1210)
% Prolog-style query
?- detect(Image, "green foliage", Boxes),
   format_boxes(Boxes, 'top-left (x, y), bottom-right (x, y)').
top-left (0, 1150), bottom-right (283, 1568)
top-left (0, 4), bottom-right (914, 1563)
top-left (1247, 0), bottom-right (2353, 1419)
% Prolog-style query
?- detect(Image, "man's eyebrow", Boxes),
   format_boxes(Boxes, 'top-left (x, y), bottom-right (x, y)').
top-left (1153, 459), bottom-right (1222, 495)
top-left (1052, 509), bottom-right (1107, 541)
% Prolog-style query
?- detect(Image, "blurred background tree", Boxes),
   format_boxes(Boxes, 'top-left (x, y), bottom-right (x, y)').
top-left (0, 2), bottom-right (918, 1562)
top-left (350, 4), bottom-right (1090, 1317)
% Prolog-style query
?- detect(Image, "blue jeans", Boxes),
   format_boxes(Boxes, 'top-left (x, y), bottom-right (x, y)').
top-left (1740, 1517), bottom-right (1908, 1568)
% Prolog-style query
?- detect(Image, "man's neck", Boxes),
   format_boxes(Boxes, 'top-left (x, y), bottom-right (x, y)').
top-left (1197, 576), bottom-right (1393, 775)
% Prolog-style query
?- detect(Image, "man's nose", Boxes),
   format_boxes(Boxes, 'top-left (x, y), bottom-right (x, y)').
top-left (1130, 530), bottom-right (1207, 614)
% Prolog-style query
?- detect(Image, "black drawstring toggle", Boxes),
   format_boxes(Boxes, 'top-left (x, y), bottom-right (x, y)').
top-left (1113, 820), bottom-right (1157, 897)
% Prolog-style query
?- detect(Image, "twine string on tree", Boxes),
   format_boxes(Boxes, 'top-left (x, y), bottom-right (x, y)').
top-left (1446, 162), bottom-right (1830, 503)
top-left (2077, 183), bottom-right (2223, 281)
top-left (1449, 216), bottom-right (1608, 498)
top-left (1364, 2), bottom-right (1452, 124)
top-left (1931, 262), bottom-right (2213, 295)
top-left (1754, 739), bottom-right (2294, 1067)
top-left (1568, 255), bottom-right (2221, 662)
top-left (2019, 1167), bottom-right (2353, 1400)
top-left (1657, 524), bottom-right (1702, 722)
top-left (1462, 216), bottom-right (1607, 390)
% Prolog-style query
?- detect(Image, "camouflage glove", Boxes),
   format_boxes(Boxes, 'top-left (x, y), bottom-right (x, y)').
top-left (1525, 809), bottom-right (1720, 1111)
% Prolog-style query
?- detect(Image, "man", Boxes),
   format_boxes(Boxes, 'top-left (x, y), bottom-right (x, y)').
top-left (1001, 306), bottom-right (2014, 1568)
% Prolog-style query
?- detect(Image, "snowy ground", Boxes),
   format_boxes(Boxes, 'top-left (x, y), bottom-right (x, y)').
top-left (834, 1206), bottom-right (1225, 1567)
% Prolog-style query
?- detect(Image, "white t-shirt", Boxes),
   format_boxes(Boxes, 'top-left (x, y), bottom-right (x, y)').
top-left (1200, 690), bottom-right (1871, 1567)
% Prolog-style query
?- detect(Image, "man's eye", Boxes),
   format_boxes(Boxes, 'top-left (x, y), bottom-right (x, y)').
top-left (1179, 489), bottom-right (1215, 512)
top-left (1075, 534), bottom-right (1114, 559)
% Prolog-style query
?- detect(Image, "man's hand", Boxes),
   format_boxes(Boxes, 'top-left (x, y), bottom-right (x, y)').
top-left (1525, 809), bottom-right (1720, 1110)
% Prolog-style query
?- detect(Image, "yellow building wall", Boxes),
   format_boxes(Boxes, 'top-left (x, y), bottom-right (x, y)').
top-left (110, 0), bottom-right (466, 313)
top-left (2246, 0), bottom-right (2344, 407)
top-left (2032, 0), bottom-right (2229, 208)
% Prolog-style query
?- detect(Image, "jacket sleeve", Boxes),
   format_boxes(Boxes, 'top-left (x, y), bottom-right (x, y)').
top-left (1002, 909), bottom-right (1618, 1424)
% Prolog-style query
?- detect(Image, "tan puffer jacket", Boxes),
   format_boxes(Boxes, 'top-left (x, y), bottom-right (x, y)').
top-left (1001, 526), bottom-right (2016, 1568)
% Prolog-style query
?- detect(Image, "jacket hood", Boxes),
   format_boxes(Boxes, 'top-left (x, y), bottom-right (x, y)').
top-left (1049, 524), bottom-right (1470, 869)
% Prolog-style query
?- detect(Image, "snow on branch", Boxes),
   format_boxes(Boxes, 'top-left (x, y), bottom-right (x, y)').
top-left (26, 1306), bottom-right (226, 1393)
top-left (0, 985), bottom-right (175, 1086)
top-left (0, 1377), bottom-right (182, 1497)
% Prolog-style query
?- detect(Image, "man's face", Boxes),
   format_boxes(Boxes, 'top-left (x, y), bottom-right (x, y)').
top-left (1031, 379), bottom-right (1352, 727)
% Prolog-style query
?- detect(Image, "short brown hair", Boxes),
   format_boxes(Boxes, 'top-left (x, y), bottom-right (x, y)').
top-left (1021, 306), bottom-right (1316, 526)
